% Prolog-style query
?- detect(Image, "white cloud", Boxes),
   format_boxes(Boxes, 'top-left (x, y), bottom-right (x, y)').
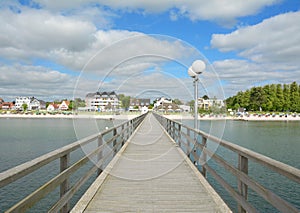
top-left (213, 59), bottom-right (300, 97)
top-left (32, 0), bottom-right (280, 26)
top-left (0, 5), bottom-right (197, 72)
top-left (211, 12), bottom-right (300, 66)
top-left (0, 7), bottom-right (97, 61)
top-left (0, 64), bottom-right (74, 100)
top-left (210, 11), bottom-right (300, 97)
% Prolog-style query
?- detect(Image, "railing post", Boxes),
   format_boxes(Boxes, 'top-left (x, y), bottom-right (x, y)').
top-left (97, 135), bottom-right (103, 176)
top-left (201, 136), bottom-right (207, 177)
top-left (172, 122), bottom-right (175, 140)
top-left (130, 120), bottom-right (133, 135)
top-left (121, 124), bottom-right (125, 146)
top-left (178, 124), bottom-right (181, 147)
top-left (113, 128), bottom-right (117, 156)
top-left (166, 119), bottom-right (168, 134)
top-left (60, 154), bottom-right (70, 213)
top-left (238, 155), bottom-right (248, 213)
top-left (187, 128), bottom-right (191, 157)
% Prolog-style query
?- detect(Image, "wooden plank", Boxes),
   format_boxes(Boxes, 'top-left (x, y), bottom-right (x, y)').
top-left (60, 154), bottom-right (70, 213)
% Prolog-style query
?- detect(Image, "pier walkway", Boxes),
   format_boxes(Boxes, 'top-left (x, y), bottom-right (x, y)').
top-left (72, 113), bottom-right (230, 212)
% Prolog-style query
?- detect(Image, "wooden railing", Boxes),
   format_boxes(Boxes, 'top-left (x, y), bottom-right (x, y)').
top-left (153, 112), bottom-right (300, 213)
top-left (0, 113), bottom-right (147, 213)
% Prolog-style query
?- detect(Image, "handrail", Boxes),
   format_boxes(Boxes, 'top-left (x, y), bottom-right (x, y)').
top-left (153, 112), bottom-right (300, 213)
top-left (0, 112), bottom-right (147, 213)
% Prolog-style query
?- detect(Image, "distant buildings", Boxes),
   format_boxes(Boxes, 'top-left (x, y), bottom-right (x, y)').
top-left (197, 98), bottom-right (224, 110)
top-left (47, 101), bottom-right (70, 112)
top-left (85, 91), bottom-right (120, 112)
top-left (15, 97), bottom-right (42, 110)
top-left (154, 97), bottom-right (172, 108)
top-left (129, 98), bottom-right (150, 111)
top-left (47, 103), bottom-right (60, 112)
top-left (154, 97), bottom-right (180, 112)
top-left (0, 101), bottom-right (14, 110)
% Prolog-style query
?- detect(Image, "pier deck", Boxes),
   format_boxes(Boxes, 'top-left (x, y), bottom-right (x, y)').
top-left (72, 113), bottom-right (231, 212)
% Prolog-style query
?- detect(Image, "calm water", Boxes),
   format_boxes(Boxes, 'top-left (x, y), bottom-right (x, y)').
top-left (0, 118), bottom-right (299, 212)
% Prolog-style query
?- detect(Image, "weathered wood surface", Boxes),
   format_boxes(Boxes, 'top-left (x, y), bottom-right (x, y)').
top-left (72, 113), bottom-right (231, 212)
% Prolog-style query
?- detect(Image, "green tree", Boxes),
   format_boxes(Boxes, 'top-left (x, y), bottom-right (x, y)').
top-left (249, 87), bottom-right (266, 111)
top-left (283, 84), bottom-right (290, 111)
top-left (290, 81), bottom-right (299, 112)
top-left (202, 95), bottom-right (209, 100)
top-left (263, 84), bottom-right (274, 111)
top-left (275, 84), bottom-right (284, 111)
top-left (188, 100), bottom-right (195, 112)
top-left (118, 94), bottom-right (130, 109)
top-left (22, 103), bottom-right (28, 111)
top-left (173, 99), bottom-right (183, 105)
top-left (225, 82), bottom-right (299, 112)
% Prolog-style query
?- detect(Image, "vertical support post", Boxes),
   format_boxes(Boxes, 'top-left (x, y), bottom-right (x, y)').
top-left (238, 155), bottom-right (248, 213)
top-left (113, 128), bottom-right (117, 156)
top-left (125, 121), bottom-right (129, 141)
top-left (60, 154), bottom-right (70, 213)
top-left (121, 124), bottom-right (125, 146)
top-left (166, 119), bottom-right (169, 134)
top-left (172, 122), bottom-right (175, 140)
top-left (97, 135), bottom-right (103, 176)
top-left (201, 136), bottom-right (207, 177)
top-left (130, 120), bottom-right (133, 135)
top-left (194, 77), bottom-right (199, 130)
top-left (187, 128), bottom-right (191, 157)
top-left (178, 124), bottom-right (181, 147)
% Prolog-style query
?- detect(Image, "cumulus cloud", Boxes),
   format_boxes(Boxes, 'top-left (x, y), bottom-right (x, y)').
top-left (211, 11), bottom-right (300, 66)
top-left (0, 64), bottom-right (76, 100)
top-left (0, 5), bottom-right (197, 72)
top-left (32, 0), bottom-right (280, 26)
top-left (210, 11), bottom-right (300, 96)
top-left (213, 59), bottom-right (300, 97)
top-left (0, 7), bottom-right (97, 61)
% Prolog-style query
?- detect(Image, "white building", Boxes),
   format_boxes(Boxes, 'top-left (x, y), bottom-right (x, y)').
top-left (154, 97), bottom-right (172, 108)
top-left (47, 103), bottom-right (59, 112)
top-left (198, 98), bottom-right (224, 110)
top-left (85, 91), bottom-right (120, 112)
top-left (15, 97), bottom-right (41, 110)
top-left (59, 100), bottom-right (70, 111)
top-left (179, 105), bottom-right (191, 112)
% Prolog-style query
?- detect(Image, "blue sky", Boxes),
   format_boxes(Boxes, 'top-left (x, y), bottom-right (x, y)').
top-left (0, 0), bottom-right (299, 102)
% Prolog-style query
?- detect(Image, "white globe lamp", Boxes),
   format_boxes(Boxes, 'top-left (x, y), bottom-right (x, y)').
top-left (192, 60), bottom-right (206, 74)
top-left (188, 59), bottom-right (206, 131)
top-left (187, 67), bottom-right (197, 78)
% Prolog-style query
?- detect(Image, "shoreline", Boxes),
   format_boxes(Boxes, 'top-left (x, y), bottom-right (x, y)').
top-left (162, 114), bottom-right (300, 121)
top-left (0, 113), bottom-right (139, 120)
top-left (1, 113), bottom-right (300, 121)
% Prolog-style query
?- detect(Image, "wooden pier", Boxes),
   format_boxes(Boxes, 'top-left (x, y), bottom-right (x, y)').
top-left (1, 112), bottom-right (299, 212)
top-left (72, 113), bottom-right (230, 212)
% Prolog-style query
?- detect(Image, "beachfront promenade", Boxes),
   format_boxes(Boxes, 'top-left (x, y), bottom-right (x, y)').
top-left (72, 113), bottom-right (230, 212)
top-left (0, 112), bottom-right (299, 212)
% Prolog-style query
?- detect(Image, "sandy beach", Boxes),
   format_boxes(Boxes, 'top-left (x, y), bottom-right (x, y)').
top-left (162, 113), bottom-right (300, 121)
top-left (1, 112), bottom-right (300, 121)
top-left (0, 113), bottom-right (139, 120)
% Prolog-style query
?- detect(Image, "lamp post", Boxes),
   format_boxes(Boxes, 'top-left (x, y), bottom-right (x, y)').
top-left (188, 60), bottom-right (206, 130)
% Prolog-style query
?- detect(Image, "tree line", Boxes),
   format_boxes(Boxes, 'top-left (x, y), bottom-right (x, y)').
top-left (226, 82), bottom-right (300, 112)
